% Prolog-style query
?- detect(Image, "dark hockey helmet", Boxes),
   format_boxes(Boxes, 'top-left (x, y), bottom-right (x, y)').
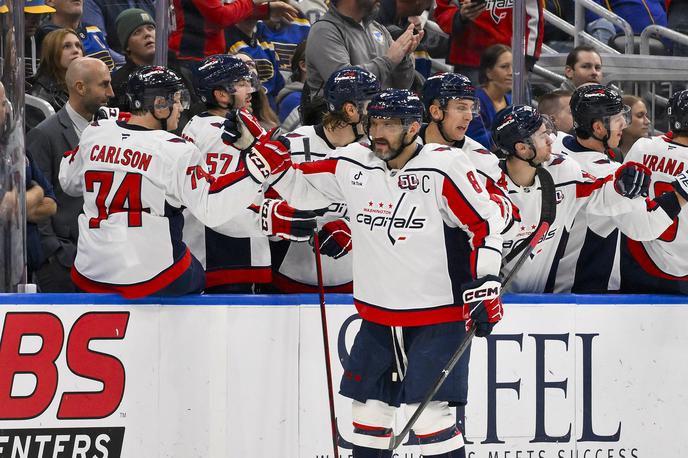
top-left (323, 66), bottom-right (380, 112)
top-left (668, 90), bottom-right (688, 133)
top-left (367, 89), bottom-right (424, 124)
top-left (492, 105), bottom-right (553, 155)
top-left (127, 65), bottom-right (190, 111)
top-left (193, 54), bottom-right (258, 105)
top-left (421, 72), bottom-right (479, 113)
top-left (570, 84), bottom-right (628, 134)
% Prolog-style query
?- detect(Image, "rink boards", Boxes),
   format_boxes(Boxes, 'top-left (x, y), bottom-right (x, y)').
top-left (0, 293), bottom-right (686, 458)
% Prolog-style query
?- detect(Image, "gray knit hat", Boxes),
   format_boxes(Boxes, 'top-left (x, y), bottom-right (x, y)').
top-left (116, 8), bottom-right (155, 50)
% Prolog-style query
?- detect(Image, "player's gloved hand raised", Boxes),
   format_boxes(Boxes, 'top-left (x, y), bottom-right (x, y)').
top-left (244, 139), bottom-right (292, 183)
top-left (462, 275), bottom-right (503, 337)
top-left (222, 108), bottom-right (266, 150)
top-left (95, 106), bottom-right (131, 122)
top-left (260, 198), bottom-right (318, 242)
top-left (614, 162), bottom-right (651, 198)
top-left (312, 220), bottom-right (352, 259)
top-left (490, 193), bottom-right (519, 232)
top-left (672, 171), bottom-right (688, 201)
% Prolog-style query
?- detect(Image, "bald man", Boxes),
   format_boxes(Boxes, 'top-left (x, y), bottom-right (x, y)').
top-left (27, 57), bottom-right (114, 292)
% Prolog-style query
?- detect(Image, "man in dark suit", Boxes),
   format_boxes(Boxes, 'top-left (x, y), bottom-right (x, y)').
top-left (27, 57), bottom-right (114, 292)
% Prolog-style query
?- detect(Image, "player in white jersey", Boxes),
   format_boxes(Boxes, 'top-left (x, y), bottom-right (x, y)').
top-left (270, 89), bottom-right (507, 457)
top-left (59, 65), bottom-right (293, 298)
top-left (419, 72), bottom-right (519, 235)
top-left (270, 67), bottom-right (380, 293)
top-left (552, 84), bottom-right (665, 292)
top-left (182, 55), bottom-right (317, 292)
top-left (491, 105), bottom-right (685, 293)
top-left (620, 90), bottom-right (688, 293)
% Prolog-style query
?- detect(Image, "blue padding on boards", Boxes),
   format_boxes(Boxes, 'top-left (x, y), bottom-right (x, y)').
top-left (0, 293), bottom-right (687, 306)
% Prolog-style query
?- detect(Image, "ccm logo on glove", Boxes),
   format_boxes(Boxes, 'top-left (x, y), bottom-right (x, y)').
top-left (462, 282), bottom-right (500, 303)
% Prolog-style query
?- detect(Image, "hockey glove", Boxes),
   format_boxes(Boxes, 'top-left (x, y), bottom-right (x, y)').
top-left (490, 193), bottom-right (518, 232)
top-left (672, 171), bottom-right (688, 201)
top-left (614, 162), bottom-right (651, 198)
top-left (244, 139), bottom-right (292, 183)
top-left (260, 198), bottom-right (318, 242)
top-left (314, 220), bottom-right (352, 259)
top-left (462, 275), bottom-right (503, 337)
top-left (95, 106), bottom-right (131, 122)
top-left (222, 108), bottom-right (266, 150)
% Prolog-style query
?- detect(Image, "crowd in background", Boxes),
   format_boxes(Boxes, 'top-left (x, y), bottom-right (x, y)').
top-left (10, 0), bottom-right (688, 294)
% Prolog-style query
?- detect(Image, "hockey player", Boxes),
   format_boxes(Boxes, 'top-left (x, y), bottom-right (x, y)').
top-left (269, 89), bottom-right (508, 457)
top-left (553, 84), bottom-right (646, 292)
top-left (182, 54), bottom-right (316, 292)
top-left (492, 104), bottom-right (687, 293)
top-left (420, 72), bottom-right (518, 233)
top-left (270, 66), bottom-right (380, 293)
top-left (58, 65), bottom-right (296, 297)
top-left (620, 90), bottom-right (688, 293)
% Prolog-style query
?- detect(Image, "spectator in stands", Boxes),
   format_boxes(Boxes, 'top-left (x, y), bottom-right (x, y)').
top-left (36, 0), bottom-right (116, 71)
top-left (668, 0), bottom-right (688, 56)
top-left (434, 0), bottom-right (543, 85)
top-left (559, 45), bottom-right (603, 92)
top-left (25, 153), bottom-right (58, 280)
top-left (619, 95), bottom-right (650, 158)
top-left (82, 0), bottom-right (153, 60)
top-left (586, 0), bottom-right (667, 46)
top-left (305, 0), bottom-right (421, 93)
top-left (27, 57), bottom-right (114, 292)
top-left (295, 0), bottom-right (327, 23)
top-left (376, 0), bottom-right (435, 80)
top-left (257, 6), bottom-right (310, 78)
top-left (29, 28), bottom-right (84, 113)
top-left (25, 0), bottom-right (56, 78)
top-left (466, 44), bottom-right (513, 149)
top-left (169, 0), bottom-right (297, 68)
top-left (111, 8), bottom-right (156, 109)
top-left (537, 89), bottom-right (573, 135)
top-left (276, 40), bottom-right (306, 132)
top-left (235, 52), bottom-right (280, 129)
top-left (226, 19), bottom-right (286, 108)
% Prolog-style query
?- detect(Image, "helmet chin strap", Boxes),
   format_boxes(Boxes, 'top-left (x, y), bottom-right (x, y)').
top-left (591, 119), bottom-right (619, 160)
top-left (435, 111), bottom-right (456, 144)
top-left (384, 127), bottom-right (418, 163)
top-left (514, 142), bottom-right (541, 168)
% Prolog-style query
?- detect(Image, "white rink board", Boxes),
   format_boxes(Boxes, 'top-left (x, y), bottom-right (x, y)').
top-left (0, 294), bottom-right (687, 458)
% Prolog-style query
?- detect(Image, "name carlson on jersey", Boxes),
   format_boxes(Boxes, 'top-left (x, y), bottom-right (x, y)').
top-left (89, 144), bottom-right (152, 171)
top-left (642, 153), bottom-right (686, 176)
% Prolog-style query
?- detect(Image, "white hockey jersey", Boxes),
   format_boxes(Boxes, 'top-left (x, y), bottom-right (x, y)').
top-left (181, 112), bottom-right (271, 287)
top-left (272, 142), bottom-right (506, 326)
top-left (623, 135), bottom-right (688, 279)
top-left (59, 119), bottom-right (261, 297)
top-left (270, 124), bottom-right (353, 291)
top-left (500, 152), bottom-right (673, 293)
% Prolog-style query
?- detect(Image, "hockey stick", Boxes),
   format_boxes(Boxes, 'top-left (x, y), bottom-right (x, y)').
top-left (313, 229), bottom-right (340, 458)
top-left (388, 167), bottom-right (557, 450)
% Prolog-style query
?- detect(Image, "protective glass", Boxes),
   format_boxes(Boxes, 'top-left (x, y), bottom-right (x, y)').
top-left (608, 104), bottom-right (631, 130)
top-left (367, 117), bottom-right (406, 137)
top-left (226, 74), bottom-right (260, 94)
top-left (153, 89), bottom-right (191, 111)
top-left (443, 97), bottom-right (481, 116)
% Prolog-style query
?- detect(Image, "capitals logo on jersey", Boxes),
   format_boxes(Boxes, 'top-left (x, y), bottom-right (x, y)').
top-left (355, 193), bottom-right (427, 245)
top-left (486, 0), bottom-right (514, 24)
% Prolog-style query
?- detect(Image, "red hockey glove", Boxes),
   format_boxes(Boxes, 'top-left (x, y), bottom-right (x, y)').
top-left (222, 108), bottom-right (267, 150)
top-left (672, 171), bottom-right (688, 201)
top-left (614, 162), bottom-right (651, 198)
top-left (490, 193), bottom-right (518, 231)
top-left (244, 139), bottom-right (292, 183)
top-left (462, 275), bottom-right (503, 337)
top-left (314, 220), bottom-right (352, 259)
top-left (260, 198), bottom-right (318, 242)
top-left (95, 106), bottom-right (130, 122)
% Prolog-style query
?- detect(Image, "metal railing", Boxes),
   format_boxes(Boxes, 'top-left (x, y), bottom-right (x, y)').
top-left (574, 0), bottom-right (634, 54)
top-left (640, 25), bottom-right (688, 55)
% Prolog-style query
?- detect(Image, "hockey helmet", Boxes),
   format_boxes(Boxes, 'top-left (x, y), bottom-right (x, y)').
top-left (668, 90), bottom-right (688, 133)
top-left (492, 105), bottom-right (555, 156)
top-left (367, 89), bottom-right (424, 124)
top-left (193, 54), bottom-right (258, 105)
top-left (570, 84), bottom-right (629, 135)
top-left (127, 65), bottom-right (190, 112)
top-left (323, 66), bottom-right (380, 112)
top-left (421, 72), bottom-right (479, 115)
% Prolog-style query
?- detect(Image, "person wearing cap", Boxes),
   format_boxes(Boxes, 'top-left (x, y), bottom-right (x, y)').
top-left (110, 8), bottom-right (156, 109)
top-left (25, 0), bottom-right (57, 78)
top-left (36, 0), bottom-right (118, 70)
top-left (82, 0), bottom-right (154, 54)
